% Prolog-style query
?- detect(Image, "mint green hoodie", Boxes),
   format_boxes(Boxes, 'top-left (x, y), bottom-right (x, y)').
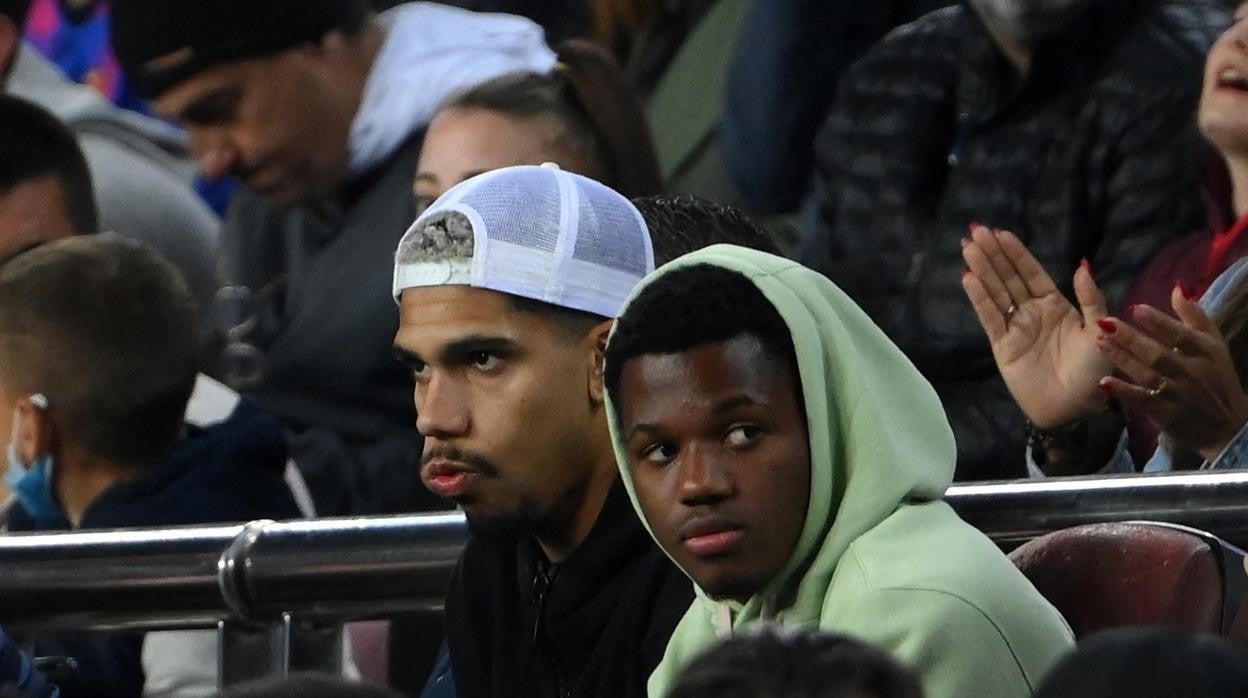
top-left (606, 246), bottom-right (1073, 698)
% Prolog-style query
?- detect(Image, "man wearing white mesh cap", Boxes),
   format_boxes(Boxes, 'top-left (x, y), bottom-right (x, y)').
top-left (393, 164), bottom-right (693, 698)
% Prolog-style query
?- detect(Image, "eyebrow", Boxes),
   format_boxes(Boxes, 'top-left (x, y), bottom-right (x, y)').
top-left (626, 394), bottom-right (759, 439)
top-left (394, 334), bottom-right (519, 368)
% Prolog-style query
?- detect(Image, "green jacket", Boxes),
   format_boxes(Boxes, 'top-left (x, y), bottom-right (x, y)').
top-left (605, 245), bottom-right (1073, 697)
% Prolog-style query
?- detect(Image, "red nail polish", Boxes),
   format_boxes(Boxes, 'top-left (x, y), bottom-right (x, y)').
top-left (1096, 319), bottom-right (1116, 334)
top-left (1080, 258), bottom-right (1093, 275)
top-left (969, 221), bottom-right (982, 233)
top-left (1098, 382), bottom-right (1114, 395)
top-left (1175, 281), bottom-right (1190, 299)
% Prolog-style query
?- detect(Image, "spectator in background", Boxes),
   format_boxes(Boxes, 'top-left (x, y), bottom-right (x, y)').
top-left (960, 1), bottom-right (1248, 477)
top-left (0, 236), bottom-right (302, 698)
top-left (1032, 628), bottom-right (1248, 698)
top-left (414, 38), bottom-right (660, 214)
top-left (108, 0), bottom-right (557, 516)
top-left (808, 0), bottom-right (1228, 480)
top-left (0, 0), bottom-right (221, 346)
top-left (667, 630), bottom-right (924, 698)
top-left (0, 95), bottom-right (95, 258)
top-left (604, 244), bottom-right (1072, 698)
top-left (721, 0), bottom-right (950, 218)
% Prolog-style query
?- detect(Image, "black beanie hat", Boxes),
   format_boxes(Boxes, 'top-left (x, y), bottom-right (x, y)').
top-left (110, 0), bottom-right (369, 99)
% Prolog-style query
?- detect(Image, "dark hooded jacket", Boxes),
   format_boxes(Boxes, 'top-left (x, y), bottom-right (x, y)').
top-left (806, 0), bottom-right (1227, 479)
top-left (442, 478), bottom-right (693, 698)
top-left (7, 401), bottom-right (302, 698)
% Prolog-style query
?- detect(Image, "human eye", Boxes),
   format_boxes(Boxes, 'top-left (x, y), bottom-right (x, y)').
top-left (470, 352), bottom-right (501, 372)
top-left (725, 425), bottom-right (762, 449)
top-left (640, 442), bottom-right (678, 465)
top-left (410, 360), bottom-right (432, 383)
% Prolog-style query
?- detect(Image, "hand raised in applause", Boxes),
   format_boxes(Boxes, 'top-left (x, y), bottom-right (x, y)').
top-left (961, 225), bottom-right (1111, 429)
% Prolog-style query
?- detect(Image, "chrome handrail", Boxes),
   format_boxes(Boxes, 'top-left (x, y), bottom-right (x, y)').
top-left (2, 471), bottom-right (1248, 631)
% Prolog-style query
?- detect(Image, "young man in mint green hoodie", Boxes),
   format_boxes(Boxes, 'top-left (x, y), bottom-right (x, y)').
top-left (603, 244), bottom-right (1073, 698)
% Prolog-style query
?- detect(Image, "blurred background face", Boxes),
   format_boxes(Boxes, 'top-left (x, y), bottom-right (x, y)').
top-left (414, 106), bottom-right (592, 214)
top-left (395, 285), bottom-right (605, 537)
top-left (1199, 5), bottom-right (1248, 160)
top-left (617, 335), bottom-right (811, 602)
top-left (0, 176), bottom-right (74, 261)
top-left (153, 50), bottom-right (355, 207)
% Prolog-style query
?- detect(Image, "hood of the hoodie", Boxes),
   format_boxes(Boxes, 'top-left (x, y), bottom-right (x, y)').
top-left (347, 2), bottom-right (557, 177)
top-left (606, 245), bottom-right (956, 628)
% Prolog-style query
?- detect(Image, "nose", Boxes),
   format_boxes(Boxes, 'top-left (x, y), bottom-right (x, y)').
top-left (190, 126), bottom-right (239, 181)
top-left (676, 443), bottom-right (734, 507)
top-left (414, 374), bottom-right (471, 439)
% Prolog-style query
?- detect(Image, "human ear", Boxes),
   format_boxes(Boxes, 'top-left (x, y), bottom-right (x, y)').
top-left (14, 398), bottom-right (54, 464)
top-left (587, 319), bottom-right (614, 404)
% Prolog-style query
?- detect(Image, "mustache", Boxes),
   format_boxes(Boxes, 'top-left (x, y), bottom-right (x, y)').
top-left (421, 445), bottom-right (500, 478)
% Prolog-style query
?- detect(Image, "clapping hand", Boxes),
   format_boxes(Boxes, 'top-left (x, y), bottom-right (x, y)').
top-left (961, 225), bottom-right (1111, 429)
top-left (1096, 285), bottom-right (1248, 461)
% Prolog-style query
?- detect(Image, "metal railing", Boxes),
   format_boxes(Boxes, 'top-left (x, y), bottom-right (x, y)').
top-left (3, 470), bottom-right (1248, 683)
top-left (2, 470), bottom-right (1248, 631)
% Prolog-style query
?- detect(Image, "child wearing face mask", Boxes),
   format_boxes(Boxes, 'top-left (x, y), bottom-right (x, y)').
top-left (0, 235), bottom-right (302, 698)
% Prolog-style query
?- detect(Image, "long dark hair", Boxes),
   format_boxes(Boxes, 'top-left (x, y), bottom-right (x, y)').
top-left (443, 39), bottom-right (662, 198)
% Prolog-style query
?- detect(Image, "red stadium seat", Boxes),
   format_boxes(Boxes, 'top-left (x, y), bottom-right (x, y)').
top-left (1009, 522), bottom-right (1248, 639)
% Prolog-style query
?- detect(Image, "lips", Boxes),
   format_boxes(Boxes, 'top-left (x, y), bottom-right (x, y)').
top-left (421, 460), bottom-right (480, 499)
top-left (679, 516), bottom-right (745, 557)
top-left (1216, 65), bottom-right (1248, 93)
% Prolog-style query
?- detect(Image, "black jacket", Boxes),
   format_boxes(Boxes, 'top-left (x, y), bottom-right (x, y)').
top-left (8, 401), bottom-right (303, 698)
top-left (443, 479), bottom-right (693, 698)
top-left (807, 0), bottom-right (1227, 479)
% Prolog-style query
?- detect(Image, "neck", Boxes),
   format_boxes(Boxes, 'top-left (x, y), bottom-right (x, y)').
top-left (1228, 154), bottom-right (1248, 218)
top-left (535, 447), bottom-right (619, 564)
top-left (58, 447), bottom-right (144, 527)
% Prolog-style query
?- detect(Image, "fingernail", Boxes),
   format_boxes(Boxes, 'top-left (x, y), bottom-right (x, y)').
top-left (1175, 281), bottom-right (1190, 299)
top-left (1098, 381), bottom-right (1114, 395)
top-left (969, 221), bottom-right (982, 233)
top-left (1129, 304), bottom-right (1142, 319)
top-left (1080, 258), bottom-right (1093, 276)
top-left (1096, 318), bottom-right (1116, 334)
top-left (961, 237), bottom-right (970, 248)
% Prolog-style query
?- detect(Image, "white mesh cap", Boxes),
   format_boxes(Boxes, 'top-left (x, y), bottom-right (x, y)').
top-left (392, 164), bottom-right (654, 318)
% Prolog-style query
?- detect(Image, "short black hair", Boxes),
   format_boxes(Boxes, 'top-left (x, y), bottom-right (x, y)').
top-left (0, 95), bottom-right (97, 235)
top-left (605, 263), bottom-right (796, 402)
top-left (668, 629), bottom-right (925, 698)
top-left (0, 235), bottom-right (197, 467)
top-left (1033, 628), bottom-right (1248, 698)
top-left (633, 195), bottom-right (780, 265)
top-left (216, 673), bottom-right (403, 698)
top-left (0, 0), bottom-right (30, 27)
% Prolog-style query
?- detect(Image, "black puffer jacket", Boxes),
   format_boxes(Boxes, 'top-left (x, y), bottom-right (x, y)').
top-left (807, 0), bottom-right (1227, 480)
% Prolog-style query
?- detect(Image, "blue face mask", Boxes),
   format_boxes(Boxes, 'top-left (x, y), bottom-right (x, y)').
top-left (4, 397), bottom-right (66, 528)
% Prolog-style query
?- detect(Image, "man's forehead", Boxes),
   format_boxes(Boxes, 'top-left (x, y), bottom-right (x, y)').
top-left (397, 286), bottom-right (532, 341)
top-left (151, 60), bottom-right (252, 117)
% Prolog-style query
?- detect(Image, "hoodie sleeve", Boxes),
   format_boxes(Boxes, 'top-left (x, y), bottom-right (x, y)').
top-left (0, 628), bottom-right (59, 698)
